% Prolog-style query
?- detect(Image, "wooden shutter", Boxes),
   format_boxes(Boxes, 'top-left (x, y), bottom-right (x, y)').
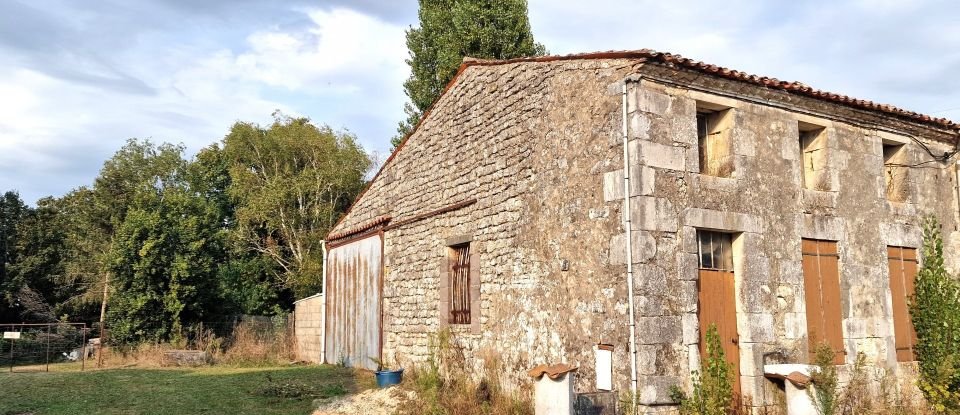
top-left (802, 239), bottom-right (845, 364)
top-left (470, 253), bottom-right (481, 334)
top-left (888, 246), bottom-right (918, 362)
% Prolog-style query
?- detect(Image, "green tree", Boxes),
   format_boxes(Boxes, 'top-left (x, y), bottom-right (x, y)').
top-left (0, 191), bottom-right (29, 321)
top-left (57, 186), bottom-right (113, 322)
top-left (6, 197), bottom-right (68, 322)
top-left (394, 0), bottom-right (546, 147)
top-left (51, 139), bottom-right (228, 344)
top-left (106, 185), bottom-right (223, 344)
top-left (223, 113), bottom-right (370, 297)
top-left (911, 217), bottom-right (960, 412)
top-left (190, 144), bottom-right (288, 316)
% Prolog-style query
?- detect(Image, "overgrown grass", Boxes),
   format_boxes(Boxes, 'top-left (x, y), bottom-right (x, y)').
top-left (0, 364), bottom-right (372, 415)
top-left (94, 319), bottom-right (297, 369)
top-left (398, 329), bottom-right (533, 415)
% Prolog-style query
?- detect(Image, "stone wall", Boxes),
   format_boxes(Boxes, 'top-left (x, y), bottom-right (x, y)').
top-left (327, 56), bottom-right (960, 409)
top-left (604, 76), bottom-right (959, 409)
top-left (294, 294), bottom-right (324, 364)
top-left (332, 58), bottom-right (642, 391)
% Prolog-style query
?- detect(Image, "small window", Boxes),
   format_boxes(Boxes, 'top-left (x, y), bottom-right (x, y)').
top-left (888, 246), bottom-right (918, 362)
top-left (698, 231), bottom-right (733, 271)
top-left (696, 103), bottom-right (734, 177)
top-left (883, 143), bottom-right (908, 202)
top-left (448, 243), bottom-right (471, 324)
top-left (799, 122), bottom-right (828, 191)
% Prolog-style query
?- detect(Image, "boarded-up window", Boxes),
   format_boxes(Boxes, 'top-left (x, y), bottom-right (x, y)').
top-left (888, 246), bottom-right (918, 362)
top-left (799, 122), bottom-right (829, 191)
top-left (883, 143), bottom-right (909, 202)
top-left (696, 103), bottom-right (734, 178)
top-left (801, 239), bottom-right (845, 364)
top-left (449, 244), bottom-right (471, 324)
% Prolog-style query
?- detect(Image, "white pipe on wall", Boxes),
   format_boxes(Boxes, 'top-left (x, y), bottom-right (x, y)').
top-left (320, 240), bottom-right (327, 364)
top-left (621, 81), bottom-right (639, 406)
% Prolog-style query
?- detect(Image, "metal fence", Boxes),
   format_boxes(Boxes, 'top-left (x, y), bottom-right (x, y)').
top-left (0, 323), bottom-right (90, 372)
top-left (0, 316), bottom-right (294, 372)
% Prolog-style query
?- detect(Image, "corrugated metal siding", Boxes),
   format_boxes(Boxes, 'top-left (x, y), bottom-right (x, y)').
top-left (325, 234), bottom-right (382, 370)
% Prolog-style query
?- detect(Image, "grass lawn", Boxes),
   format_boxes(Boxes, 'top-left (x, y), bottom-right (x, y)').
top-left (0, 364), bottom-right (372, 415)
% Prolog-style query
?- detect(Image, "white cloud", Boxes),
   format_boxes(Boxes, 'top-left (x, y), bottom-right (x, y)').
top-left (0, 5), bottom-right (409, 203)
top-left (2, 0), bottom-right (959, 204)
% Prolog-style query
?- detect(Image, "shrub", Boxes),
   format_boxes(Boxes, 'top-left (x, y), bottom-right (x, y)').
top-left (808, 343), bottom-right (840, 415)
top-left (671, 324), bottom-right (734, 415)
top-left (400, 329), bottom-right (532, 415)
top-left (911, 217), bottom-right (960, 413)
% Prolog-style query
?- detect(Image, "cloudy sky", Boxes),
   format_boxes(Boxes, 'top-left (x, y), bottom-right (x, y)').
top-left (1, 0), bottom-right (958, 204)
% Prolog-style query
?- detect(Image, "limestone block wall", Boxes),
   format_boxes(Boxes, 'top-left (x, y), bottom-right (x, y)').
top-left (327, 56), bottom-right (960, 410)
top-left (294, 294), bottom-right (324, 364)
top-left (600, 74), bottom-right (960, 409)
top-left (330, 59), bottom-right (645, 391)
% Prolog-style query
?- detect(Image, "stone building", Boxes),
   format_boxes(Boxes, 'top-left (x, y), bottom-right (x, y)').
top-left (321, 50), bottom-right (960, 410)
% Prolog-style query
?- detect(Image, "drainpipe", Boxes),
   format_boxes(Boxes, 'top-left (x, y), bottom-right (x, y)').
top-left (954, 129), bottom-right (960, 233)
top-left (621, 81), bottom-right (639, 406)
top-left (320, 240), bottom-right (328, 364)
top-left (955, 160), bottom-right (960, 232)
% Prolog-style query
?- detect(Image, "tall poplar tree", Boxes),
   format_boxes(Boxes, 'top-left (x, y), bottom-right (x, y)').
top-left (393, 0), bottom-right (546, 147)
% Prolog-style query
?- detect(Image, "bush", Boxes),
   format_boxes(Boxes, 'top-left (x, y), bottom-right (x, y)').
top-left (671, 324), bottom-right (734, 415)
top-left (808, 343), bottom-right (840, 415)
top-left (911, 217), bottom-right (960, 412)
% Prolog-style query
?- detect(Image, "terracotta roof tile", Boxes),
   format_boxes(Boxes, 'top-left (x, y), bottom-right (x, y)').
top-left (460, 49), bottom-right (958, 130)
top-left (327, 215), bottom-right (391, 241)
top-left (528, 363), bottom-right (578, 380)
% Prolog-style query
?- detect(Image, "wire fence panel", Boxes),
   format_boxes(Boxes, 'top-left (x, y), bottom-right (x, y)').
top-left (0, 323), bottom-right (90, 372)
top-left (0, 316), bottom-right (294, 372)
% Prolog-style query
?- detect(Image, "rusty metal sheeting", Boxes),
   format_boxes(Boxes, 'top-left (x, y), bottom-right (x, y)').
top-left (325, 234), bottom-right (382, 370)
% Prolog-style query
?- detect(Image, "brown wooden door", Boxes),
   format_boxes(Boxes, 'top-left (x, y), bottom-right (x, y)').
top-left (888, 246), bottom-right (918, 362)
top-left (801, 239), bottom-right (845, 364)
top-left (698, 268), bottom-right (741, 394)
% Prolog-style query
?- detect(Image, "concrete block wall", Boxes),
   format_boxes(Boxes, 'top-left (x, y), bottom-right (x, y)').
top-left (294, 294), bottom-right (324, 364)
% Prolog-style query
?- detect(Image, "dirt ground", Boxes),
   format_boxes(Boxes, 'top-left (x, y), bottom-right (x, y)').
top-left (312, 386), bottom-right (415, 415)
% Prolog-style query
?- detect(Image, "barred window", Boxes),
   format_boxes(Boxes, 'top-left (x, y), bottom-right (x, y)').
top-left (449, 243), bottom-right (471, 324)
top-left (698, 231), bottom-right (733, 271)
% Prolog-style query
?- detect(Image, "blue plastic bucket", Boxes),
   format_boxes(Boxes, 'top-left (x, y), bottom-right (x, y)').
top-left (374, 368), bottom-right (404, 388)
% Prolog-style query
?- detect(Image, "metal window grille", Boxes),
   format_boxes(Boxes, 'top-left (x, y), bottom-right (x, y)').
top-left (449, 244), bottom-right (471, 324)
top-left (697, 230), bottom-right (733, 271)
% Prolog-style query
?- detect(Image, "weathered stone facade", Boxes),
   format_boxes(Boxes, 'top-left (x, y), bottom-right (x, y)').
top-left (326, 53), bottom-right (960, 410)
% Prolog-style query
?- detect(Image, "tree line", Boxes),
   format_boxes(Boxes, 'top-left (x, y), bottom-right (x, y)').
top-left (0, 0), bottom-right (545, 345)
top-left (0, 114), bottom-right (369, 344)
